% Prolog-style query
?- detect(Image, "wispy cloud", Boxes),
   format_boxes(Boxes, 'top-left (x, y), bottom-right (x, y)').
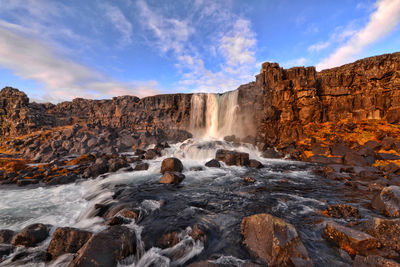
top-left (136, 0), bottom-right (258, 93)
top-left (317, 0), bottom-right (400, 70)
top-left (102, 3), bottom-right (133, 47)
top-left (281, 57), bottom-right (307, 68)
top-left (308, 41), bottom-right (330, 52)
top-left (0, 24), bottom-right (159, 102)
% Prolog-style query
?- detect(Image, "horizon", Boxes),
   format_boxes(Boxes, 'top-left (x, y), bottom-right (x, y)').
top-left (1, 0), bottom-right (400, 103)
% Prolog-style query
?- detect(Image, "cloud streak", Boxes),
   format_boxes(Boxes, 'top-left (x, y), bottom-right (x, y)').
top-left (317, 0), bottom-right (400, 70)
top-left (102, 3), bottom-right (133, 47)
top-left (0, 24), bottom-right (159, 102)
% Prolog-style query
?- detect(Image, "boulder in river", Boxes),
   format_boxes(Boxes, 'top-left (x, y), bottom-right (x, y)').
top-left (249, 159), bottom-right (263, 168)
top-left (161, 157), bottom-right (183, 174)
top-left (47, 227), bottom-right (92, 260)
top-left (11, 223), bottom-right (50, 247)
top-left (241, 213), bottom-right (312, 266)
top-left (371, 185), bottom-right (400, 217)
top-left (360, 217), bottom-right (400, 253)
top-left (205, 159), bottom-right (221, 168)
top-left (68, 226), bottom-right (135, 267)
top-left (322, 204), bottom-right (360, 219)
top-left (159, 172), bottom-right (185, 184)
top-left (0, 229), bottom-right (15, 244)
top-left (216, 149), bottom-right (249, 166)
top-left (322, 222), bottom-right (381, 255)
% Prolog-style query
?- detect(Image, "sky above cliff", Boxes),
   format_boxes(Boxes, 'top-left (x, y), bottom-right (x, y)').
top-left (0, 0), bottom-right (400, 102)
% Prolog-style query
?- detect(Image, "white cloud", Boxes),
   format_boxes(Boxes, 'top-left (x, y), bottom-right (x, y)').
top-left (317, 0), bottom-right (400, 70)
top-left (218, 19), bottom-right (256, 67)
top-left (0, 25), bottom-right (159, 102)
top-left (102, 4), bottom-right (133, 47)
top-left (308, 41), bottom-right (330, 52)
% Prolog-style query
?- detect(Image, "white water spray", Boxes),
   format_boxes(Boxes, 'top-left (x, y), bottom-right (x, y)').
top-left (190, 90), bottom-right (240, 139)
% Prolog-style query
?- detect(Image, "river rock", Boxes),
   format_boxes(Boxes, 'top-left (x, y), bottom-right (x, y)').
top-left (323, 204), bottom-right (360, 219)
top-left (261, 148), bottom-right (281, 159)
top-left (161, 157), bottom-right (183, 174)
top-left (0, 244), bottom-right (13, 257)
top-left (0, 229), bottom-right (15, 244)
top-left (159, 172), bottom-right (185, 184)
top-left (45, 174), bottom-right (78, 186)
top-left (134, 162), bottom-right (149, 171)
top-left (144, 149), bottom-right (158, 160)
top-left (47, 227), bottom-right (92, 260)
top-left (68, 226), bottom-right (135, 267)
top-left (352, 255), bottom-right (400, 267)
top-left (371, 186), bottom-right (400, 217)
top-left (322, 222), bottom-right (381, 255)
top-left (11, 223), bottom-right (50, 247)
top-left (205, 159), bottom-right (221, 168)
top-left (360, 217), bottom-right (400, 253)
top-left (249, 159), bottom-right (263, 168)
top-left (216, 149), bottom-right (250, 166)
top-left (241, 213), bottom-right (312, 266)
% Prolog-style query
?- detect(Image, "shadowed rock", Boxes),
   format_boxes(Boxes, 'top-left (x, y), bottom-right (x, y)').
top-left (371, 186), bottom-right (400, 217)
top-left (160, 172), bottom-right (185, 184)
top-left (11, 223), bottom-right (50, 247)
top-left (161, 158), bottom-right (183, 174)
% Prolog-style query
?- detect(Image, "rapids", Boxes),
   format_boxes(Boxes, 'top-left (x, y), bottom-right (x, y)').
top-left (0, 138), bottom-right (374, 266)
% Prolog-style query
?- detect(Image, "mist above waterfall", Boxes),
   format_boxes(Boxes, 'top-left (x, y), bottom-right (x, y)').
top-left (189, 90), bottom-right (253, 139)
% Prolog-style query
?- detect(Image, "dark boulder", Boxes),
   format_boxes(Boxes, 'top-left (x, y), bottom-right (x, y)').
top-left (159, 172), bottom-right (185, 184)
top-left (144, 149), bottom-right (158, 160)
top-left (0, 244), bottom-right (13, 258)
top-left (205, 159), bottom-right (221, 168)
top-left (68, 226), bottom-right (135, 267)
top-left (241, 213), bottom-right (312, 266)
top-left (371, 186), bottom-right (400, 217)
top-left (331, 143), bottom-right (353, 157)
top-left (160, 157), bottom-right (183, 174)
top-left (134, 162), bottom-right (149, 171)
top-left (46, 174), bottom-right (78, 186)
top-left (261, 148), bottom-right (281, 159)
top-left (216, 149), bottom-right (249, 166)
top-left (47, 227), bottom-right (92, 260)
top-left (364, 141), bottom-right (381, 151)
top-left (0, 229), bottom-right (15, 244)
top-left (249, 159), bottom-right (263, 168)
top-left (344, 152), bottom-right (369, 166)
top-left (11, 223), bottom-right (50, 247)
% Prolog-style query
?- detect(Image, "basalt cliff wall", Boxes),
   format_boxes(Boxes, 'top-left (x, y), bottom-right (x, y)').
top-left (1, 52), bottom-right (400, 149)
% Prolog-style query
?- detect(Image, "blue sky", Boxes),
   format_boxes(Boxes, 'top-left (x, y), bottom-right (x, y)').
top-left (0, 0), bottom-right (399, 102)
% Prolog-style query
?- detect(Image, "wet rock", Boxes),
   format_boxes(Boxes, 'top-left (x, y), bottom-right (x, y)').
top-left (190, 224), bottom-right (207, 243)
top-left (261, 147), bottom-right (281, 159)
top-left (241, 213), bottom-right (312, 266)
top-left (69, 226), bottom-right (135, 267)
top-left (371, 186), bottom-right (400, 217)
top-left (47, 227), bottom-right (92, 260)
top-left (243, 176), bottom-right (256, 183)
top-left (106, 216), bottom-right (130, 226)
top-left (0, 244), bottom-right (13, 257)
top-left (189, 166), bottom-right (204, 171)
top-left (323, 204), bottom-right (361, 219)
top-left (157, 232), bottom-right (180, 249)
top-left (216, 149), bottom-right (250, 166)
top-left (144, 149), bottom-right (158, 160)
top-left (360, 217), bottom-right (400, 253)
top-left (0, 229), bottom-right (15, 244)
top-left (119, 208), bottom-right (139, 220)
top-left (103, 204), bottom-right (130, 219)
top-left (352, 255), bottom-right (400, 267)
top-left (82, 161), bottom-right (108, 178)
top-left (249, 159), bottom-right (263, 168)
top-left (378, 153), bottom-right (400, 161)
top-left (322, 222), bottom-right (381, 255)
top-left (161, 157), bottom-right (183, 174)
top-left (134, 162), bottom-right (149, 171)
top-left (134, 149), bottom-right (146, 156)
top-left (17, 179), bottom-right (39, 186)
top-left (45, 174), bottom-right (78, 186)
top-left (11, 223), bottom-right (50, 247)
top-left (205, 159), bottom-right (221, 168)
top-left (159, 172), bottom-right (185, 184)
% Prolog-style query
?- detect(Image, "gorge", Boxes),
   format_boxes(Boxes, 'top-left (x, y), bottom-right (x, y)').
top-left (0, 52), bottom-right (400, 266)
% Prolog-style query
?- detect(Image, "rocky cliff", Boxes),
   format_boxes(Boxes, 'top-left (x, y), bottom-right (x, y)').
top-left (1, 52), bottom-right (400, 150)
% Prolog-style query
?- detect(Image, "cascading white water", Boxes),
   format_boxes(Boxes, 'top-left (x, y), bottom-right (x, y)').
top-left (190, 90), bottom-right (240, 139)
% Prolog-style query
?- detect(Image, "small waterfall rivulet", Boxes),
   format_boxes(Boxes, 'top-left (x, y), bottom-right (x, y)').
top-left (190, 90), bottom-right (240, 139)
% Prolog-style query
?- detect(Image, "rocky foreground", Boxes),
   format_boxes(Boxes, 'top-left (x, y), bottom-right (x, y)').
top-left (0, 52), bottom-right (400, 266)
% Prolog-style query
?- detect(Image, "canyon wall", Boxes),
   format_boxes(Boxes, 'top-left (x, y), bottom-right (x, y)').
top-left (1, 52), bottom-right (400, 149)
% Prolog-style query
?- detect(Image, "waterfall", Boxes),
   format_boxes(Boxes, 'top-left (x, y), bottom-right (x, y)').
top-left (190, 90), bottom-right (240, 139)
